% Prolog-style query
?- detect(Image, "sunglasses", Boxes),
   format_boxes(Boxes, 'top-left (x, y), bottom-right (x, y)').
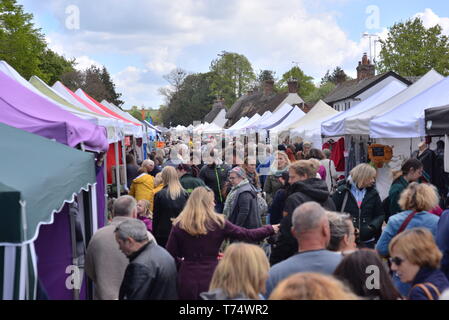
top-left (389, 256), bottom-right (404, 266)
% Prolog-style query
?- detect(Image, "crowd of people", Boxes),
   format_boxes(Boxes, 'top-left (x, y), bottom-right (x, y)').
top-left (85, 136), bottom-right (449, 300)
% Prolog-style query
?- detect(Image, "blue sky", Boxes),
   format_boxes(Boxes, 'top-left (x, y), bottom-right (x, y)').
top-left (17, 0), bottom-right (449, 109)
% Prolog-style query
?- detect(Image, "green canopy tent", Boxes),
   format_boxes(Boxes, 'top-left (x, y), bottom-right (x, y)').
top-left (0, 123), bottom-right (96, 300)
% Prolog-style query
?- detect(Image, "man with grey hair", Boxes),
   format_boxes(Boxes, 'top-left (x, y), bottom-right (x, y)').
top-left (85, 196), bottom-right (156, 300)
top-left (142, 159), bottom-right (159, 177)
top-left (265, 202), bottom-right (342, 297)
top-left (326, 211), bottom-right (357, 254)
top-left (116, 219), bottom-right (177, 300)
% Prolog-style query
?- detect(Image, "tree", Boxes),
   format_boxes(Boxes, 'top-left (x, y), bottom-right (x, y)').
top-left (0, 0), bottom-right (47, 80)
top-left (100, 66), bottom-right (124, 106)
top-left (209, 51), bottom-right (256, 107)
top-left (158, 68), bottom-right (189, 104)
top-left (321, 67), bottom-right (350, 85)
top-left (378, 17), bottom-right (449, 76)
top-left (39, 49), bottom-right (76, 84)
top-left (161, 72), bottom-right (215, 127)
top-left (304, 82), bottom-right (336, 104)
top-left (278, 66), bottom-right (316, 98)
top-left (60, 65), bottom-right (124, 105)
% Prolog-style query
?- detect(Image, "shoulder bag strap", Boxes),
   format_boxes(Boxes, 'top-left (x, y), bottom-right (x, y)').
top-left (412, 283), bottom-right (441, 300)
top-left (397, 211), bottom-right (418, 234)
top-left (340, 190), bottom-right (349, 213)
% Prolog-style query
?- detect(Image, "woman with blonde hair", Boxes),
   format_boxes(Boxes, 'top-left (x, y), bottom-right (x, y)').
top-left (153, 166), bottom-right (189, 247)
top-left (376, 182), bottom-right (441, 296)
top-left (201, 243), bottom-right (270, 300)
top-left (269, 273), bottom-right (359, 300)
top-left (166, 187), bottom-right (280, 300)
top-left (376, 182), bottom-right (440, 257)
top-left (389, 228), bottom-right (449, 300)
top-left (263, 151), bottom-right (291, 206)
top-left (332, 163), bottom-right (384, 248)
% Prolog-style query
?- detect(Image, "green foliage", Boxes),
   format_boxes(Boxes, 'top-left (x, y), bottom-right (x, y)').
top-left (161, 72), bottom-right (215, 127)
top-left (321, 67), bottom-right (351, 85)
top-left (60, 65), bottom-right (124, 106)
top-left (38, 49), bottom-right (76, 84)
top-left (209, 51), bottom-right (256, 107)
top-left (278, 66), bottom-right (316, 98)
top-left (0, 0), bottom-right (47, 79)
top-left (304, 82), bottom-right (336, 105)
top-left (100, 66), bottom-right (124, 106)
top-left (378, 17), bottom-right (449, 76)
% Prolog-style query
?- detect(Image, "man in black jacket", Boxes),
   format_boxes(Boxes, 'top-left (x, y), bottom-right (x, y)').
top-left (115, 219), bottom-right (178, 300)
top-left (270, 160), bottom-right (336, 266)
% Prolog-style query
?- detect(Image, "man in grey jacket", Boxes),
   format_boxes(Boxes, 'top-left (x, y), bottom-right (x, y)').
top-left (85, 195), bottom-right (156, 300)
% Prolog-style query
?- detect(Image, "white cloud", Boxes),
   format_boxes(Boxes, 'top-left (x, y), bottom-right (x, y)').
top-left (74, 55), bottom-right (103, 71)
top-left (414, 8), bottom-right (449, 35)
top-left (33, 0), bottom-right (389, 107)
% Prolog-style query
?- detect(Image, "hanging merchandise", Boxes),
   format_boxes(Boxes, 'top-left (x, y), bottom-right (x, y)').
top-left (368, 144), bottom-right (393, 168)
top-left (322, 137), bottom-right (345, 172)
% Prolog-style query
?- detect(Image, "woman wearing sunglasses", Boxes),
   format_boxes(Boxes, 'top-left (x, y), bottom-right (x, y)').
top-left (389, 228), bottom-right (449, 300)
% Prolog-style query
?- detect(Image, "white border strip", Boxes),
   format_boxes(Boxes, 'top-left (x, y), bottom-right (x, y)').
top-left (3, 247), bottom-right (16, 300)
top-left (0, 182), bottom-right (97, 247)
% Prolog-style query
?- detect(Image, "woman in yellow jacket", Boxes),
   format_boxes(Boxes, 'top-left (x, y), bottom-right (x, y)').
top-left (129, 167), bottom-right (155, 210)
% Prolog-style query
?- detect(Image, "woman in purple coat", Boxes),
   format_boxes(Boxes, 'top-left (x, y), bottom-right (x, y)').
top-left (166, 187), bottom-right (280, 300)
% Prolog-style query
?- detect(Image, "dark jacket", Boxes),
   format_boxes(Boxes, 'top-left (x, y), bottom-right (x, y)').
top-left (149, 166), bottom-right (161, 177)
top-left (166, 221), bottom-right (274, 300)
top-left (332, 182), bottom-right (385, 242)
top-left (388, 176), bottom-right (409, 217)
top-left (228, 183), bottom-right (262, 230)
top-left (269, 188), bottom-right (288, 225)
top-left (199, 164), bottom-right (231, 204)
top-left (153, 186), bottom-right (189, 247)
top-left (437, 210), bottom-right (449, 279)
top-left (412, 148), bottom-right (436, 185)
top-left (409, 267), bottom-right (449, 300)
top-left (180, 173), bottom-right (206, 194)
top-left (119, 241), bottom-right (178, 300)
top-left (270, 178), bottom-right (336, 265)
top-left (126, 164), bottom-right (139, 188)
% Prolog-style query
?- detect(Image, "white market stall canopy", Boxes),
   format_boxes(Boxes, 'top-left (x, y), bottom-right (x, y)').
top-left (370, 76), bottom-right (449, 138)
top-left (343, 69), bottom-right (444, 135)
top-left (225, 117), bottom-right (249, 131)
top-left (321, 81), bottom-right (408, 137)
top-left (269, 107), bottom-right (305, 133)
top-left (254, 103), bottom-right (293, 129)
top-left (290, 100), bottom-right (340, 148)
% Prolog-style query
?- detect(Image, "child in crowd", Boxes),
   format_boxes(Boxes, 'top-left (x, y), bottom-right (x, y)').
top-left (137, 199), bottom-right (153, 232)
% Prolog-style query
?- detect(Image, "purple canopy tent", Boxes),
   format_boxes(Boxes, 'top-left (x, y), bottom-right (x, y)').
top-left (0, 70), bottom-right (109, 299)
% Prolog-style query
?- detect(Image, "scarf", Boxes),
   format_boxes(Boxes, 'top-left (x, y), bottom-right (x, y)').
top-left (223, 179), bottom-right (250, 218)
top-left (270, 165), bottom-right (288, 177)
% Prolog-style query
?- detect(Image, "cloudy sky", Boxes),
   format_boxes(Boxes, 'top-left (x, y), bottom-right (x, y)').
top-left (17, 0), bottom-right (449, 110)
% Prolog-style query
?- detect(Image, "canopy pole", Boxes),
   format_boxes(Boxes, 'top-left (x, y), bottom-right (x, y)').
top-left (103, 152), bottom-right (108, 223)
top-left (68, 204), bottom-right (80, 301)
top-left (114, 142), bottom-right (120, 197)
top-left (122, 138), bottom-right (128, 193)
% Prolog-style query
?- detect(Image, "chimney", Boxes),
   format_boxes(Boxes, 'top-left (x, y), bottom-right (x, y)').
top-left (264, 80), bottom-right (274, 96)
top-left (287, 78), bottom-right (299, 94)
top-left (356, 53), bottom-right (375, 81)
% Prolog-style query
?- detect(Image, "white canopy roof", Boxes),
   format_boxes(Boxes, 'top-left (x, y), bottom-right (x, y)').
top-left (321, 81), bottom-right (408, 137)
top-left (254, 103), bottom-right (293, 129)
top-left (225, 117), bottom-right (249, 131)
top-left (289, 100), bottom-right (340, 148)
top-left (202, 122), bottom-right (223, 134)
top-left (344, 69), bottom-right (444, 135)
top-left (370, 76), bottom-right (449, 138)
top-left (269, 107), bottom-right (305, 133)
